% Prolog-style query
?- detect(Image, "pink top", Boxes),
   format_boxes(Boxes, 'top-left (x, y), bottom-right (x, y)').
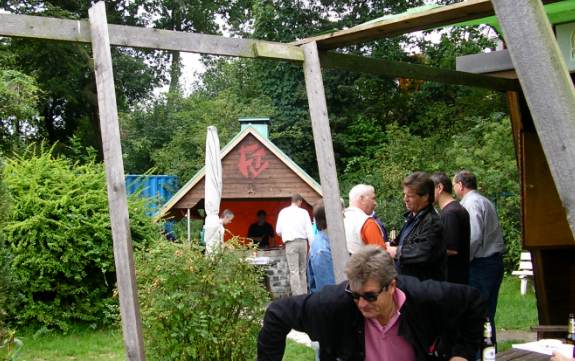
top-left (364, 288), bottom-right (416, 361)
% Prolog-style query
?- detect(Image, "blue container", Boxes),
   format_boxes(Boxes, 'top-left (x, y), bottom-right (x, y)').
top-left (125, 175), bottom-right (179, 216)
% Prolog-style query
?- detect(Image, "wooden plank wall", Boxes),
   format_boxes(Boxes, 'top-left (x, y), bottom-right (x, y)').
top-left (173, 134), bottom-right (321, 212)
top-left (507, 91), bottom-right (575, 327)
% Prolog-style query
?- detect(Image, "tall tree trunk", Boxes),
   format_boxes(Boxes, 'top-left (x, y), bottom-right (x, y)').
top-left (169, 50), bottom-right (182, 94)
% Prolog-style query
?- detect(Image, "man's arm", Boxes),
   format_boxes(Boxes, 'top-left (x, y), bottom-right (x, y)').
top-left (465, 202), bottom-right (484, 260)
top-left (275, 211), bottom-right (284, 237)
top-left (443, 212), bottom-right (462, 256)
top-left (361, 218), bottom-right (387, 249)
top-left (398, 218), bottom-right (443, 264)
top-left (258, 289), bottom-right (335, 361)
top-left (414, 280), bottom-right (487, 360)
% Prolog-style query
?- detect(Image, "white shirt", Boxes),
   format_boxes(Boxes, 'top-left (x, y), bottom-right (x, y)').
top-left (276, 204), bottom-right (314, 242)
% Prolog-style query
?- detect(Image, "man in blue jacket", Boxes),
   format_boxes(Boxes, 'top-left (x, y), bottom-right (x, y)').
top-left (258, 246), bottom-right (486, 361)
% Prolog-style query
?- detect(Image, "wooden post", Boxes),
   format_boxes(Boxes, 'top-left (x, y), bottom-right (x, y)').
top-left (491, 0), bottom-right (575, 238)
top-left (88, 3), bottom-right (146, 360)
top-left (302, 41), bottom-right (349, 282)
top-left (187, 208), bottom-right (191, 244)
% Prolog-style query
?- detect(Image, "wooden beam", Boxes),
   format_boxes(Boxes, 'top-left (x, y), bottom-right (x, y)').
top-left (491, 0), bottom-right (575, 239)
top-left (294, 0), bottom-right (561, 50)
top-left (456, 50), bottom-right (514, 74)
top-left (88, 3), bottom-right (146, 361)
top-left (320, 51), bottom-right (520, 91)
top-left (294, 0), bottom-right (495, 50)
top-left (0, 12), bottom-right (303, 61)
top-left (302, 41), bottom-right (349, 282)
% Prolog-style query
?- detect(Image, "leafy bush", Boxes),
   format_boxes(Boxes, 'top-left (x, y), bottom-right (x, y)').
top-left (1, 146), bottom-right (160, 331)
top-left (137, 240), bottom-right (269, 360)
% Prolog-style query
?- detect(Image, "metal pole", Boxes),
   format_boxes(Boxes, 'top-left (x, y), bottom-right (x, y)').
top-left (491, 0), bottom-right (575, 238)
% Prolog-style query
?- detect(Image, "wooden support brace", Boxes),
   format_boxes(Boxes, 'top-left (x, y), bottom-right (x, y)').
top-left (491, 0), bottom-right (575, 240)
top-left (302, 41), bottom-right (349, 282)
top-left (88, 2), bottom-right (146, 360)
top-left (320, 51), bottom-right (520, 92)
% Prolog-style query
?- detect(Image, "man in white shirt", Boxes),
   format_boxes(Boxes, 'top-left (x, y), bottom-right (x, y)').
top-left (344, 184), bottom-right (386, 255)
top-left (276, 194), bottom-right (314, 295)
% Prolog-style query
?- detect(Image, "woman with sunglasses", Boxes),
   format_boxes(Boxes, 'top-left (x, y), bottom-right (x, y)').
top-left (258, 246), bottom-right (487, 361)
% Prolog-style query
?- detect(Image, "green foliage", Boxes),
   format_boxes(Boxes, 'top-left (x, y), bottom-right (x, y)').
top-left (0, 60), bottom-right (42, 152)
top-left (341, 114), bottom-right (521, 272)
top-left (1, 146), bottom-right (160, 331)
top-left (121, 90), bottom-right (275, 179)
top-left (137, 240), bottom-right (269, 360)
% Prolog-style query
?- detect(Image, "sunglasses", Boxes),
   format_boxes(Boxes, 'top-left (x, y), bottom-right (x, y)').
top-left (345, 283), bottom-right (388, 302)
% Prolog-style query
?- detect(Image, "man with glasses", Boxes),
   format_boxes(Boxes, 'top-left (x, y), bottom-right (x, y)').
top-left (257, 246), bottom-right (486, 361)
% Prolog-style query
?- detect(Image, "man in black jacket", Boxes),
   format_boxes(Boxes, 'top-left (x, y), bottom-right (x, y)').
top-left (388, 172), bottom-right (446, 281)
top-left (257, 246), bottom-right (486, 361)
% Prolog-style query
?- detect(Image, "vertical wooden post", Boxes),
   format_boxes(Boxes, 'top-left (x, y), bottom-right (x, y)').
top-left (187, 208), bottom-right (191, 244)
top-left (302, 41), bottom-right (349, 282)
top-left (491, 0), bottom-right (575, 238)
top-left (88, 2), bottom-right (146, 360)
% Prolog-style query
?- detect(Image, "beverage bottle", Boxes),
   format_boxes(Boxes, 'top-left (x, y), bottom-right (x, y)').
top-left (567, 313), bottom-right (575, 348)
top-left (481, 318), bottom-right (496, 361)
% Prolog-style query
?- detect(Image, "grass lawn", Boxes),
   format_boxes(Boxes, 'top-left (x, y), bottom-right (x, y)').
top-left (17, 328), bottom-right (124, 361)
top-left (496, 276), bottom-right (538, 331)
top-left (15, 328), bottom-right (311, 361)
top-left (12, 276), bottom-right (536, 360)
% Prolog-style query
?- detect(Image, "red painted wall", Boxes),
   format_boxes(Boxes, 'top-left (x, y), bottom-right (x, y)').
top-left (220, 198), bottom-right (313, 247)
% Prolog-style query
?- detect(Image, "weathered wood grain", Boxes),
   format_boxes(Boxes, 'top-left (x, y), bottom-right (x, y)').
top-left (492, 0), bottom-right (575, 241)
top-left (0, 12), bottom-right (303, 61)
top-left (302, 41), bottom-right (349, 283)
top-left (88, 3), bottom-right (145, 360)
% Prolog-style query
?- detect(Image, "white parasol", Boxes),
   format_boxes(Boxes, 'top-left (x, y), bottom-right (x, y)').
top-left (203, 126), bottom-right (223, 254)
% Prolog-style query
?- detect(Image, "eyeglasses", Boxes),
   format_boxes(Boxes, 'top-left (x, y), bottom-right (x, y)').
top-left (345, 283), bottom-right (387, 302)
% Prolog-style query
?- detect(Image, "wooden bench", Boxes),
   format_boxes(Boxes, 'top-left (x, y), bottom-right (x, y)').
top-left (512, 251), bottom-right (534, 295)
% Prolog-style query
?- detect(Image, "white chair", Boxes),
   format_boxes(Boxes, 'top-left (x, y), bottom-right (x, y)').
top-left (512, 251), bottom-right (534, 295)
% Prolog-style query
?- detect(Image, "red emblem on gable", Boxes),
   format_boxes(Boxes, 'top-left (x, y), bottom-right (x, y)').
top-left (238, 144), bottom-right (269, 178)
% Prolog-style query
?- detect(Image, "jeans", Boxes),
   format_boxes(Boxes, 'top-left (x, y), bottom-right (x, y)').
top-left (469, 252), bottom-right (504, 344)
top-left (285, 238), bottom-right (308, 295)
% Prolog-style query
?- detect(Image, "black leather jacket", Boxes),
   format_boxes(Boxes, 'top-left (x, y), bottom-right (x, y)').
top-left (257, 275), bottom-right (486, 361)
top-left (395, 205), bottom-right (446, 281)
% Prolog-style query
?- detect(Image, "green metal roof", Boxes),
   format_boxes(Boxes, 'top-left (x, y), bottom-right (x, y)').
top-left (456, 0), bottom-right (575, 31)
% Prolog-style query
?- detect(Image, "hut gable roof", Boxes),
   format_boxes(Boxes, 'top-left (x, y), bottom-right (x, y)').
top-left (158, 126), bottom-right (322, 219)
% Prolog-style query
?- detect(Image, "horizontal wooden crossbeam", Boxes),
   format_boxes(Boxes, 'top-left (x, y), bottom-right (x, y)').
top-left (0, 13), bottom-right (304, 61)
top-left (294, 0), bottom-right (496, 50)
top-left (0, 12), bottom-right (518, 91)
top-left (294, 0), bottom-right (561, 50)
top-left (320, 52), bottom-right (521, 92)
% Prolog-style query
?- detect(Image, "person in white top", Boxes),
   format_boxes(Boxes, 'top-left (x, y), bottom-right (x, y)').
top-left (276, 194), bottom-right (314, 295)
top-left (344, 184), bottom-right (386, 255)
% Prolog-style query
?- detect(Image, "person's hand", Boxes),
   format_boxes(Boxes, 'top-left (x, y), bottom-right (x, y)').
top-left (387, 246), bottom-right (397, 258)
top-left (550, 351), bottom-right (575, 361)
top-left (448, 357), bottom-right (467, 361)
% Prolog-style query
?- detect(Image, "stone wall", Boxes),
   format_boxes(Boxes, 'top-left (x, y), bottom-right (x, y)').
top-left (256, 248), bottom-right (291, 298)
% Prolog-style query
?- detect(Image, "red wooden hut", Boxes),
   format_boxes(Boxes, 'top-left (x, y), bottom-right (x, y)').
top-left (158, 118), bottom-right (322, 247)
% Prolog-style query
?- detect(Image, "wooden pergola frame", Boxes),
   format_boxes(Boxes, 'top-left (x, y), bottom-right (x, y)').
top-left (2, 1), bottom-right (575, 359)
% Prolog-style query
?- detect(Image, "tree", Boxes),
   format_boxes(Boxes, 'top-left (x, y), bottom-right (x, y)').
top-left (121, 90), bottom-right (275, 179)
top-left (0, 2), bottom-right (163, 154)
